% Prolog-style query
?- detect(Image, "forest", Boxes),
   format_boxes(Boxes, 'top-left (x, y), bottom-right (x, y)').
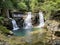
top-left (0, 0), bottom-right (60, 45)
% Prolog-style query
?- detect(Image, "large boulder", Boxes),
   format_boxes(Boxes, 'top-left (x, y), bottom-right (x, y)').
top-left (45, 20), bottom-right (60, 31)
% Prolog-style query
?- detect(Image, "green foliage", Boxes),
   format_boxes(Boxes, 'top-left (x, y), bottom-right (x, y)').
top-left (0, 16), bottom-right (4, 20)
top-left (17, 2), bottom-right (27, 11)
top-left (55, 0), bottom-right (60, 10)
top-left (40, 1), bottom-right (57, 11)
top-left (39, 0), bottom-right (60, 20)
top-left (0, 0), bottom-right (60, 11)
top-left (10, 0), bottom-right (19, 9)
top-left (0, 0), bottom-right (60, 19)
top-left (30, 0), bottom-right (45, 12)
top-left (0, 0), bottom-right (14, 9)
top-left (0, 25), bottom-right (10, 34)
top-left (24, 0), bottom-right (31, 11)
top-left (30, 0), bottom-right (39, 12)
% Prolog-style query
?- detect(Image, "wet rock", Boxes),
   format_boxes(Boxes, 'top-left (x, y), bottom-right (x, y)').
top-left (16, 18), bottom-right (24, 28)
top-left (9, 31), bottom-right (13, 34)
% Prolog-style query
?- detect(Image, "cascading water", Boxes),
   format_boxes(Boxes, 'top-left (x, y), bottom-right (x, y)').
top-left (24, 12), bottom-right (33, 29)
top-left (24, 12), bottom-right (33, 42)
top-left (37, 11), bottom-right (45, 28)
top-left (11, 18), bottom-right (19, 30)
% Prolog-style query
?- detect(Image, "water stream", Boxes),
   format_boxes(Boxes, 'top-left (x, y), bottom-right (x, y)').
top-left (11, 18), bottom-right (19, 30)
top-left (37, 12), bottom-right (45, 28)
top-left (24, 12), bottom-right (33, 29)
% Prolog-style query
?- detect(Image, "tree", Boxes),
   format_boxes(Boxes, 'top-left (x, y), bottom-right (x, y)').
top-left (17, 1), bottom-right (27, 11)
top-left (40, 0), bottom-right (60, 20)
top-left (0, 0), bottom-right (14, 18)
top-left (21, 0), bottom-right (31, 11)
top-left (30, 0), bottom-right (45, 12)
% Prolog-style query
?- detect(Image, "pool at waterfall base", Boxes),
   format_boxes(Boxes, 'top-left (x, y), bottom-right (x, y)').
top-left (12, 28), bottom-right (40, 36)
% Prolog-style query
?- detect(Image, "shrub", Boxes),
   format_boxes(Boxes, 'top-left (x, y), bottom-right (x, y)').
top-left (0, 25), bottom-right (10, 34)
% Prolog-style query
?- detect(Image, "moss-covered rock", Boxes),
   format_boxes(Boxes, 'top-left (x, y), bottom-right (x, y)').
top-left (0, 25), bottom-right (13, 35)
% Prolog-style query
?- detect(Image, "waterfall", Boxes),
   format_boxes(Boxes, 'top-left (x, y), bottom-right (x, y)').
top-left (38, 11), bottom-right (45, 28)
top-left (24, 12), bottom-right (33, 42)
top-left (10, 18), bottom-right (19, 30)
top-left (24, 12), bottom-right (33, 29)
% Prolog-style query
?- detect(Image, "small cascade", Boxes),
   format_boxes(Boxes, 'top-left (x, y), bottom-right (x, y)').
top-left (37, 11), bottom-right (45, 28)
top-left (24, 12), bottom-right (33, 42)
top-left (10, 18), bottom-right (19, 30)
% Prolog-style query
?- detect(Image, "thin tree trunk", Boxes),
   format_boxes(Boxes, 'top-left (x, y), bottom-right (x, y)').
top-left (6, 9), bottom-right (10, 18)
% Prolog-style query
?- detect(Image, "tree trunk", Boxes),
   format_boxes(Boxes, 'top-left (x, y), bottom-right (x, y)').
top-left (6, 9), bottom-right (10, 18)
top-left (1, 8), bottom-right (10, 18)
